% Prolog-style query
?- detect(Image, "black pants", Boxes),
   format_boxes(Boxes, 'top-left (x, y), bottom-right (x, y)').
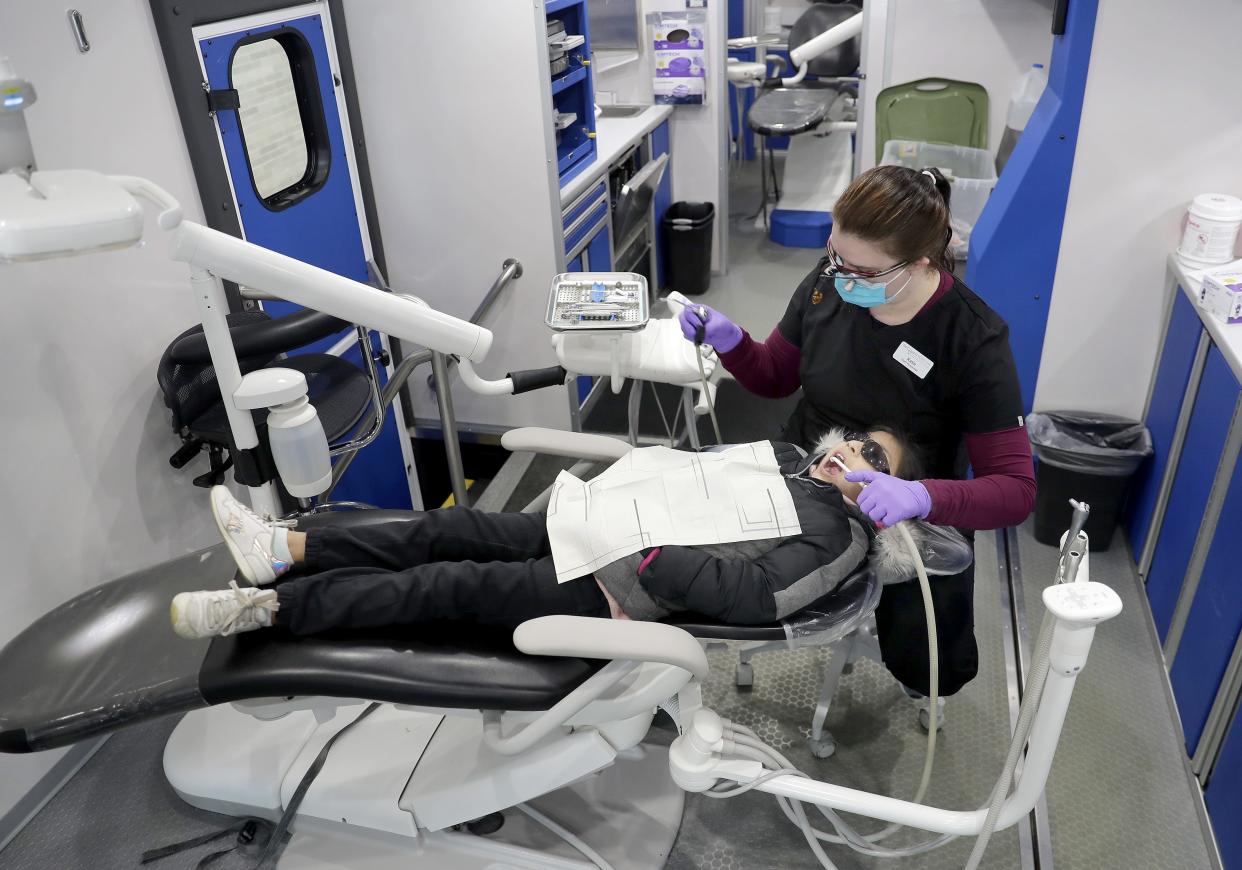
top-left (875, 561), bottom-right (978, 697)
top-left (274, 508), bottom-right (610, 635)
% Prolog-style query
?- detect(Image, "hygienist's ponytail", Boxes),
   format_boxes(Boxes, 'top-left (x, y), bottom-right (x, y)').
top-left (832, 165), bottom-right (955, 272)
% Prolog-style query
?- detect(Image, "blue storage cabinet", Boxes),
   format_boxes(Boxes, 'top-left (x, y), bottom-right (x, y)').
top-left (563, 179), bottom-right (610, 272)
top-left (1128, 290), bottom-right (1207, 559)
top-left (548, 0), bottom-right (598, 187)
top-left (650, 120), bottom-right (672, 289)
top-left (1169, 428), bottom-right (1242, 755)
top-left (1208, 713), bottom-right (1242, 869)
top-left (1145, 346), bottom-right (1239, 640)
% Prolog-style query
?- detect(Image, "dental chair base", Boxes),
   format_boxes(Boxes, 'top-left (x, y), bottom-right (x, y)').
top-left (166, 703), bottom-right (683, 869)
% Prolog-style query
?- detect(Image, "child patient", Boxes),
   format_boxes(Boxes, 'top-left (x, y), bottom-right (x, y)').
top-left (170, 428), bottom-right (923, 640)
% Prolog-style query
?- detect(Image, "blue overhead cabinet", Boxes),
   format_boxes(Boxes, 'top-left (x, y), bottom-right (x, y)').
top-left (548, 0), bottom-right (598, 186)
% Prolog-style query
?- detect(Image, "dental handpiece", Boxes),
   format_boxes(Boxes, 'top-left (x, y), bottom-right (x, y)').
top-left (1056, 498), bottom-right (1091, 583)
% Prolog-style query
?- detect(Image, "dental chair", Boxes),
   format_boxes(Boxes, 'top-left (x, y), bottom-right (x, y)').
top-left (0, 494), bottom-right (967, 866)
top-left (744, 1), bottom-right (862, 238)
top-left (0, 171), bottom-right (1121, 869)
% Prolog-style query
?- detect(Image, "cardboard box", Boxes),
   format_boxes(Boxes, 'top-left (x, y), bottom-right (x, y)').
top-left (1198, 270), bottom-right (1242, 325)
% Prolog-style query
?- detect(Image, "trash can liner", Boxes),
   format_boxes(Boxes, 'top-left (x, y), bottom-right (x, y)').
top-left (1028, 411), bottom-right (1152, 475)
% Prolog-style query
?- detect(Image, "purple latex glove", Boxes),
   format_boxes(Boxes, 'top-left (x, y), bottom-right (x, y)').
top-left (677, 304), bottom-right (743, 353)
top-left (844, 470), bottom-right (932, 527)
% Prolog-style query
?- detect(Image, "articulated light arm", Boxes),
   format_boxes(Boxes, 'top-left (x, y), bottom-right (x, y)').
top-left (171, 220), bottom-right (494, 364)
top-left (782, 11), bottom-right (862, 85)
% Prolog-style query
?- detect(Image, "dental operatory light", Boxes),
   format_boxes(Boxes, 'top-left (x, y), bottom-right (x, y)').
top-left (0, 55), bottom-right (38, 175)
top-left (0, 58), bottom-right (36, 112)
top-left (0, 171), bottom-right (146, 261)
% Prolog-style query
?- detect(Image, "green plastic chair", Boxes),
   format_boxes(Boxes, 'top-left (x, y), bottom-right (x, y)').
top-left (874, 78), bottom-right (989, 164)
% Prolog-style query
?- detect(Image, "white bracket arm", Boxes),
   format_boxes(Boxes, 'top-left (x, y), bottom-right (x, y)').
top-left (501, 427), bottom-right (632, 462)
top-left (172, 220), bottom-right (493, 363)
top-left (454, 357), bottom-right (515, 396)
top-left (514, 615), bottom-right (710, 681)
top-left (783, 11), bottom-right (863, 85)
top-left (109, 175), bottom-right (182, 230)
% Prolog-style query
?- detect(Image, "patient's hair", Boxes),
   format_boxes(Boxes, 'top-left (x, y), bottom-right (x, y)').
top-left (870, 424), bottom-right (927, 482)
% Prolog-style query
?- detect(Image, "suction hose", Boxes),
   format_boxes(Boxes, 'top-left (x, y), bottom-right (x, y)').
top-left (695, 519), bottom-right (1069, 868)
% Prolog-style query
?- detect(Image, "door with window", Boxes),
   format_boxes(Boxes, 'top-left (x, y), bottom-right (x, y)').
top-left (191, 3), bottom-right (416, 509)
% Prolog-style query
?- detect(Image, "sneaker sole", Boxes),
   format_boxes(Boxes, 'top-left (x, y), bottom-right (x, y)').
top-left (210, 490), bottom-right (264, 587)
top-left (170, 596), bottom-right (197, 639)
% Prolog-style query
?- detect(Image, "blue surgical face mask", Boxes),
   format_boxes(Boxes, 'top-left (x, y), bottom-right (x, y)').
top-left (833, 270), bottom-right (914, 308)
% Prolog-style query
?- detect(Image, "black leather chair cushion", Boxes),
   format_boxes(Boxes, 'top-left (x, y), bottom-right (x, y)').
top-left (667, 567), bottom-right (877, 641)
top-left (0, 509), bottom-right (870, 754)
top-left (0, 510), bottom-right (598, 753)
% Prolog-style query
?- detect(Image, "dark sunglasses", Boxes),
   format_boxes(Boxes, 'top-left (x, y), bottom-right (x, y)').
top-left (825, 242), bottom-right (907, 281)
top-left (843, 430), bottom-right (892, 475)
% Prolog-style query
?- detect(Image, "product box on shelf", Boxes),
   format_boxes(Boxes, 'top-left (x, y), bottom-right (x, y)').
top-left (1198, 268), bottom-right (1242, 325)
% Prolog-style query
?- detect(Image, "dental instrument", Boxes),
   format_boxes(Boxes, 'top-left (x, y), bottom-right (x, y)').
top-left (692, 305), bottom-right (724, 444)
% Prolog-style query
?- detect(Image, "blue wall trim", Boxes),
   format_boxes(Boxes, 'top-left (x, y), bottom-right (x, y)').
top-left (965, 0), bottom-right (1099, 411)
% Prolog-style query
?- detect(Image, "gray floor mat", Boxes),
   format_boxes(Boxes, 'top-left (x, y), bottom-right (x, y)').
top-left (1015, 521), bottom-right (1217, 870)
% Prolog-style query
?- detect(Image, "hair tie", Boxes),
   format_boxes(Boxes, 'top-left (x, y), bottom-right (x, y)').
top-left (921, 169), bottom-right (936, 182)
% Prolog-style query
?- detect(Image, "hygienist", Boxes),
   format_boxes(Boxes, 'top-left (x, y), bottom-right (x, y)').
top-left (680, 165), bottom-right (1036, 697)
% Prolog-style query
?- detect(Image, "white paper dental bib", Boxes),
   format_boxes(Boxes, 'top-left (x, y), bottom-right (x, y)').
top-left (546, 441), bottom-right (801, 583)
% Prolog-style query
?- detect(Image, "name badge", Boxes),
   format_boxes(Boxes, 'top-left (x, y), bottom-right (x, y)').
top-left (894, 342), bottom-right (934, 379)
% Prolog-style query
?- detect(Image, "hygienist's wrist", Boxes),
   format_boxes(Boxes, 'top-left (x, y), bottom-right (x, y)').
top-left (715, 328), bottom-right (749, 357)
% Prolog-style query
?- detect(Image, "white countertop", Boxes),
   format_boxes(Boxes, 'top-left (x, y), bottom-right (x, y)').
top-left (1171, 252), bottom-right (1242, 384)
top-left (561, 104), bottom-right (674, 206)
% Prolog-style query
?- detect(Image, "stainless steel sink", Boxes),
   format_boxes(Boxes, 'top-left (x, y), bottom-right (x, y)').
top-left (597, 104), bottom-right (648, 118)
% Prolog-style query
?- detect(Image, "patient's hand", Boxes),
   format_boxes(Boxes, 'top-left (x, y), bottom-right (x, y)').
top-left (595, 578), bottom-right (632, 620)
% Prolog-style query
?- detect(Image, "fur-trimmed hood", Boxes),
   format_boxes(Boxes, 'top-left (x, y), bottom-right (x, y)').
top-left (806, 428), bottom-right (972, 585)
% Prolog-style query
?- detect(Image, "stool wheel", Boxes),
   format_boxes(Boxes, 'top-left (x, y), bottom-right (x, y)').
top-left (735, 662), bottom-right (754, 689)
top-left (808, 735), bottom-right (836, 759)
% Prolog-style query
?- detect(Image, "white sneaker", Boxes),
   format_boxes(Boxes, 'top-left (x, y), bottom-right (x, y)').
top-left (171, 582), bottom-right (279, 640)
top-left (210, 486), bottom-right (295, 585)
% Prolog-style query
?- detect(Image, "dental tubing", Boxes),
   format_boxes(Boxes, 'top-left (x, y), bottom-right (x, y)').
top-left (694, 514), bottom-right (1068, 868)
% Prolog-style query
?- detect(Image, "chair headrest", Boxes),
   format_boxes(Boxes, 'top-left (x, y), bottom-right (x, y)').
top-left (871, 521), bottom-right (974, 585)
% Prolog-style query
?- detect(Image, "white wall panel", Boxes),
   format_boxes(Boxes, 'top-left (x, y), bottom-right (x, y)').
top-left (868, 0), bottom-right (1053, 167)
top-left (0, 0), bottom-right (217, 832)
top-left (1035, 0), bottom-right (1242, 416)
top-left (342, 0), bottom-right (571, 431)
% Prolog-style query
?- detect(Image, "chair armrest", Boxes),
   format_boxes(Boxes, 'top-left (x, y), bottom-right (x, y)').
top-left (514, 615), bottom-right (710, 681)
top-left (171, 310), bottom-right (350, 364)
top-left (501, 427), bottom-right (632, 462)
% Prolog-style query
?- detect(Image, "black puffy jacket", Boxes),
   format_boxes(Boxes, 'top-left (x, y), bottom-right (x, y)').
top-left (593, 442), bottom-right (874, 623)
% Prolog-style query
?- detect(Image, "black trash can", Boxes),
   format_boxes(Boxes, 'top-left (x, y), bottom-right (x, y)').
top-left (662, 202), bottom-right (715, 295)
top-left (1028, 412), bottom-right (1153, 551)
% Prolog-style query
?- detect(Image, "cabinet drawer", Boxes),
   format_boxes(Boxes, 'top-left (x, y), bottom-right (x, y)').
top-left (562, 180), bottom-right (607, 233)
top-left (565, 201), bottom-right (608, 258)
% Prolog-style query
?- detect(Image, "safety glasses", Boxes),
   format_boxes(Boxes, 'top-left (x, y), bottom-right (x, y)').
top-left (825, 242), bottom-right (907, 281)
top-left (843, 430), bottom-right (892, 475)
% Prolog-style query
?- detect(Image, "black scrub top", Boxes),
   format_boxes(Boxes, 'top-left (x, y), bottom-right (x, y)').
top-left (777, 257), bottom-right (1025, 480)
